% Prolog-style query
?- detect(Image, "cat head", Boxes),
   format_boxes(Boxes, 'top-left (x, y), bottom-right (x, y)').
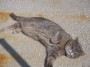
top-left (65, 38), bottom-right (85, 59)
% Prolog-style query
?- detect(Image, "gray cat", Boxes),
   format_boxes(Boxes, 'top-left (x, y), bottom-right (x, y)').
top-left (1, 13), bottom-right (85, 67)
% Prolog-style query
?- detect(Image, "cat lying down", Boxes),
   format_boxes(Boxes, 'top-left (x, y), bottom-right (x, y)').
top-left (0, 13), bottom-right (85, 67)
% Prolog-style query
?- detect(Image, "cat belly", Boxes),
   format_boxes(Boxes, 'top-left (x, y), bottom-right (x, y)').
top-left (21, 26), bottom-right (39, 40)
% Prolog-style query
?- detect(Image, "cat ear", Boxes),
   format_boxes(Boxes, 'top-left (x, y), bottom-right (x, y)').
top-left (50, 31), bottom-right (61, 44)
top-left (75, 37), bottom-right (78, 42)
top-left (81, 51), bottom-right (85, 56)
top-left (73, 37), bottom-right (79, 45)
top-left (71, 37), bottom-right (79, 49)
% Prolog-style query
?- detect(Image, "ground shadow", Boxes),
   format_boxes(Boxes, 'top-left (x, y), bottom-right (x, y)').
top-left (0, 38), bottom-right (30, 67)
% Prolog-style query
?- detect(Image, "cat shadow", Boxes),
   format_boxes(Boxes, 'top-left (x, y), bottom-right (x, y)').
top-left (0, 38), bottom-right (30, 67)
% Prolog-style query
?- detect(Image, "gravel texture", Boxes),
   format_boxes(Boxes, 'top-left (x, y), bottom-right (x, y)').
top-left (0, 0), bottom-right (90, 67)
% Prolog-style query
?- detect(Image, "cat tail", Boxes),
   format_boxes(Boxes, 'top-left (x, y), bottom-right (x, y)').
top-left (0, 23), bottom-right (19, 32)
top-left (10, 13), bottom-right (23, 21)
